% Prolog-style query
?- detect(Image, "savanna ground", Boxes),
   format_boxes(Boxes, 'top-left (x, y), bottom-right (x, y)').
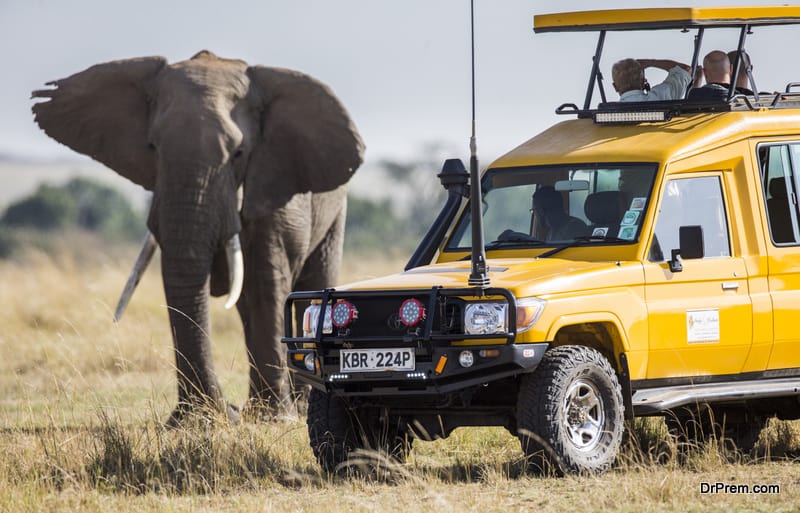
top-left (2, 234), bottom-right (800, 512)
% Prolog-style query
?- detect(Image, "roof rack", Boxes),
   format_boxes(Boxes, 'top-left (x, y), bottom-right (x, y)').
top-left (555, 90), bottom-right (800, 124)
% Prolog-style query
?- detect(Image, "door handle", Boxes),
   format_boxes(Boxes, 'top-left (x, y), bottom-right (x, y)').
top-left (721, 282), bottom-right (739, 291)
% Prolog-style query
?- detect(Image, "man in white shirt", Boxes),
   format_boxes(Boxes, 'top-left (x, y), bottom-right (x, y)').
top-left (612, 58), bottom-right (693, 102)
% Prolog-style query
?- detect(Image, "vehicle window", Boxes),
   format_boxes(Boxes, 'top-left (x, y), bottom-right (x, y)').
top-left (758, 143), bottom-right (800, 245)
top-left (445, 164), bottom-right (657, 250)
top-left (649, 176), bottom-right (731, 262)
top-left (481, 183), bottom-right (538, 237)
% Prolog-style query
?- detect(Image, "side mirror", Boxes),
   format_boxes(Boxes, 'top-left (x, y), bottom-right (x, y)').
top-left (669, 249), bottom-right (683, 273)
top-left (669, 225), bottom-right (704, 273)
top-left (679, 225), bottom-right (704, 259)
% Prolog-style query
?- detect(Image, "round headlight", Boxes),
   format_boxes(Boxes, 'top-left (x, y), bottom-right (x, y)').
top-left (458, 350), bottom-right (474, 368)
top-left (399, 298), bottom-right (426, 326)
top-left (303, 352), bottom-right (316, 372)
top-left (331, 300), bottom-right (358, 328)
top-left (464, 302), bottom-right (507, 335)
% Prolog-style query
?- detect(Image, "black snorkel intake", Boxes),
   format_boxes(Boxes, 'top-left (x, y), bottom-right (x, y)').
top-left (404, 159), bottom-right (469, 271)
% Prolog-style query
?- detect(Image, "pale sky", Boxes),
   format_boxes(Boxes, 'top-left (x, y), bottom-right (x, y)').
top-left (0, 0), bottom-right (796, 202)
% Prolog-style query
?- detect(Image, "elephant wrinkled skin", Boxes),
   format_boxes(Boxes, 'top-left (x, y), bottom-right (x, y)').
top-left (31, 51), bottom-right (364, 424)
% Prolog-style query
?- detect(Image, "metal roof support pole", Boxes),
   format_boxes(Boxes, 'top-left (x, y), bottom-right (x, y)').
top-left (745, 54), bottom-right (759, 102)
top-left (583, 30), bottom-right (606, 110)
top-left (728, 25), bottom-right (750, 101)
top-left (736, 25), bottom-right (760, 101)
top-left (688, 27), bottom-right (705, 98)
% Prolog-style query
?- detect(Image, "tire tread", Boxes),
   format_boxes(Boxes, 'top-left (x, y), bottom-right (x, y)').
top-left (516, 345), bottom-right (624, 475)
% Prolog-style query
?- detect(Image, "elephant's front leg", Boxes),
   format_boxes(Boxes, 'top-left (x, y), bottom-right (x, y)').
top-left (237, 228), bottom-right (299, 419)
top-left (237, 192), bottom-right (347, 420)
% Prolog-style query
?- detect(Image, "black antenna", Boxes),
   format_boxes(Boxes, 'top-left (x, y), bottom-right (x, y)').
top-left (467, 0), bottom-right (490, 289)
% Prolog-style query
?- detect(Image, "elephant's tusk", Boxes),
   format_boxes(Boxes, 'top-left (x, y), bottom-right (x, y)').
top-left (114, 232), bottom-right (158, 322)
top-left (224, 234), bottom-right (244, 309)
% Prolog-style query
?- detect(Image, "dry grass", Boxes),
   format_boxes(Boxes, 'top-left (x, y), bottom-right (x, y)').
top-left (1, 239), bottom-right (800, 512)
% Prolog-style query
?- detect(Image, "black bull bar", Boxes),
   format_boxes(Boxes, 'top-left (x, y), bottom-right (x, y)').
top-left (282, 286), bottom-right (519, 346)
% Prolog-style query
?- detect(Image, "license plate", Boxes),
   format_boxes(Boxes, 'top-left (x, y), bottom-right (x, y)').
top-left (340, 348), bottom-right (415, 373)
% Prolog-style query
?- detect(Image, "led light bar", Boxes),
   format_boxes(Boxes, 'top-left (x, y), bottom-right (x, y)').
top-left (594, 111), bottom-right (669, 124)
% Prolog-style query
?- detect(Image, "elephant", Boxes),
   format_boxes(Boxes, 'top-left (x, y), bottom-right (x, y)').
top-left (31, 50), bottom-right (364, 424)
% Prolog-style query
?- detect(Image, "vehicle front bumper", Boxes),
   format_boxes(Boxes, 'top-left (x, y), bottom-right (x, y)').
top-left (283, 286), bottom-right (548, 397)
top-left (287, 342), bottom-right (549, 396)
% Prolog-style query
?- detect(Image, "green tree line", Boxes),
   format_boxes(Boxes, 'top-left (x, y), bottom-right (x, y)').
top-left (0, 182), bottom-right (433, 258)
top-left (0, 145), bottom-right (457, 258)
top-left (2, 177), bottom-right (144, 237)
top-left (0, 177), bottom-right (147, 257)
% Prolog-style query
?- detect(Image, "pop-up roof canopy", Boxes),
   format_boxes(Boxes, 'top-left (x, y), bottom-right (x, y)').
top-left (532, 6), bottom-right (800, 117)
top-left (534, 6), bottom-right (800, 32)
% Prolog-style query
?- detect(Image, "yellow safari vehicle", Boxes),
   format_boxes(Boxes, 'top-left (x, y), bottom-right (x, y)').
top-left (283, 6), bottom-right (800, 474)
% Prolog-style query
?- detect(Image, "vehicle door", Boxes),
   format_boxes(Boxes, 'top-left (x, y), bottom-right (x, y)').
top-left (757, 142), bottom-right (800, 372)
top-left (643, 173), bottom-right (753, 379)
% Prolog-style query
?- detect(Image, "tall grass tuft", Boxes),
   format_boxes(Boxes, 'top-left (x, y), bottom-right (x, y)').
top-left (755, 418), bottom-right (800, 460)
top-left (87, 411), bottom-right (150, 493)
top-left (77, 408), bottom-right (294, 494)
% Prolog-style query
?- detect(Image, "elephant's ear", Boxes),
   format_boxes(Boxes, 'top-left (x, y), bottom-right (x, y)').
top-left (31, 56), bottom-right (168, 191)
top-left (243, 66), bottom-right (364, 220)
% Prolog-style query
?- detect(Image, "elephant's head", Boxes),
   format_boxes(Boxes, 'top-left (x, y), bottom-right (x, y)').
top-left (32, 51), bottom-right (364, 421)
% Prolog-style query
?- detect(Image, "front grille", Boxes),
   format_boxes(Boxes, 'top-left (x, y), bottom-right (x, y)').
top-left (331, 295), bottom-right (464, 338)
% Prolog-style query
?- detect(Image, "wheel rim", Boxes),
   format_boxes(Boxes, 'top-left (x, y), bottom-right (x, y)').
top-left (562, 378), bottom-right (605, 451)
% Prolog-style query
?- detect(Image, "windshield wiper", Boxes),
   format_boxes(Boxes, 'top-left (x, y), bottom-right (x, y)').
top-left (484, 230), bottom-right (546, 250)
top-left (537, 235), bottom-right (630, 258)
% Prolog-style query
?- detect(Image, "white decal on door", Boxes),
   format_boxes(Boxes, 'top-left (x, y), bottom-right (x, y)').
top-left (687, 309), bottom-right (720, 343)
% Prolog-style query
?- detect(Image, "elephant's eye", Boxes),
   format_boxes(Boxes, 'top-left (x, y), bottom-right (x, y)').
top-left (233, 148), bottom-right (243, 159)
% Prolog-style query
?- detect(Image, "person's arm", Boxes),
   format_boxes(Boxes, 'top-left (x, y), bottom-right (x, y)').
top-left (648, 64), bottom-right (693, 100)
top-left (693, 65), bottom-right (704, 88)
top-left (637, 59), bottom-right (690, 73)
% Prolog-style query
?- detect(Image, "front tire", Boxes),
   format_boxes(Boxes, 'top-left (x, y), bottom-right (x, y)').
top-left (516, 345), bottom-right (625, 475)
top-left (363, 414), bottom-right (414, 464)
top-left (307, 389), bottom-right (413, 474)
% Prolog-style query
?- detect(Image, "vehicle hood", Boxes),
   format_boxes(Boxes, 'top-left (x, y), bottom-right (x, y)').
top-left (339, 258), bottom-right (643, 298)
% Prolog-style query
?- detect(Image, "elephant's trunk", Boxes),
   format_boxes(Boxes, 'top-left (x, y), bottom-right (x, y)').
top-left (160, 239), bottom-right (222, 416)
top-left (155, 189), bottom-right (240, 425)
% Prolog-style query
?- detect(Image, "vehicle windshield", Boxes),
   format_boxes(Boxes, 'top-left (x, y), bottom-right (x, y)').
top-left (445, 164), bottom-right (658, 252)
